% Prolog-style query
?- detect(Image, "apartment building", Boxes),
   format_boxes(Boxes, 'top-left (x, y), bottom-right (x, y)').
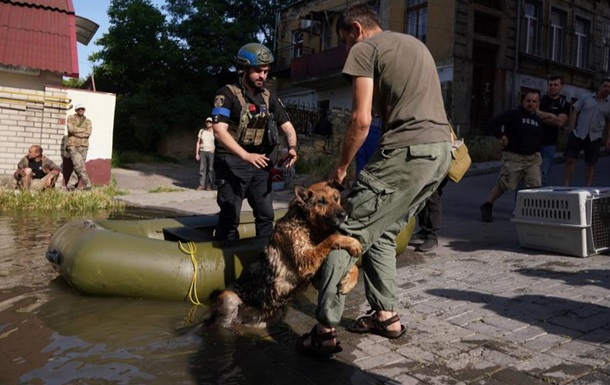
top-left (272, 0), bottom-right (610, 135)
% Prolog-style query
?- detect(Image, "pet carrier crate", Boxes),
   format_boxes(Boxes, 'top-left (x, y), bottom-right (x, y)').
top-left (512, 187), bottom-right (610, 257)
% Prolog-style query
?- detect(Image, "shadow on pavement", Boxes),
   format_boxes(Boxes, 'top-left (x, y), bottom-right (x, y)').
top-left (427, 288), bottom-right (610, 344)
top-left (120, 162), bottom-right (200, 190)
top-left (517, 267), bottom-right (610, 291)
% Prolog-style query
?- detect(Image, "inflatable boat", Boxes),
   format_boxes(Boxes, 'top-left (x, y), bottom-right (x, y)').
top-left (46, 211), bottom-right (414, 301)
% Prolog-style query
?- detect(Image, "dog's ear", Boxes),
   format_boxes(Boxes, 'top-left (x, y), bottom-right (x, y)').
top-left (327, 179), bottom-right (345, 192)
top-left (293, 185), bottom-right (309, 204)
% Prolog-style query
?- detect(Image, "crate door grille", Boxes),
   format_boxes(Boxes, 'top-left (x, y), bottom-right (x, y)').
top-left (591, 197), bottom-right (610, 250)
top-left (522, 198), bottom-right (571, 221)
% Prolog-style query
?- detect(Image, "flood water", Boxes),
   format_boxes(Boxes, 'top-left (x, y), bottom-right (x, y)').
top-left (0, 208), bottom-right (380, 385)
top-left (0, 208), bottom-right (206, 384)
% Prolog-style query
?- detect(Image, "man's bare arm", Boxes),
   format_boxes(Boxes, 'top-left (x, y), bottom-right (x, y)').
top-left (333, 76), bottom-right (374, 183)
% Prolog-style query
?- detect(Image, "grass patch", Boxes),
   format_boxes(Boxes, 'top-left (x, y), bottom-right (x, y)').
top-left (148, 186), bottom-right (184, 193)
top-left (296, 143), bottom-right (355, 181)
top-left (296, 154), bottom-right (337, 181)
top-left (0, 185), bottom-right (128, 212)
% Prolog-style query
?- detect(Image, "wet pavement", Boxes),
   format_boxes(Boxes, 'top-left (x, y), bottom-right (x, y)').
top-left (106, 158), bottom-right (610, 384)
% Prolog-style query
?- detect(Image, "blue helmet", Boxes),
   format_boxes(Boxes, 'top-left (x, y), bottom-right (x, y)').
top-left (236, 43), bottom-right (274, 67)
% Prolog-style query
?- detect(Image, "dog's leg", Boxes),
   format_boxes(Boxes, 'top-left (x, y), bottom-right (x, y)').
top-left (298, 234), bottom-right (362, 277)
top-left (338, 265), bottom-right (359, 294)
top-left (211, 290), bottom-right (242, 328)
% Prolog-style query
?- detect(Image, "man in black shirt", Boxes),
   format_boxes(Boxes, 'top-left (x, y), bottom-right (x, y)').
top-left (536, 76), bottom-right (570, 186)
top-left (211, 43), bottom-right (298, 241)
top-left (480, 91), bottom-right (544, 222)
top-left (14, 145), bottom-right (61, 191)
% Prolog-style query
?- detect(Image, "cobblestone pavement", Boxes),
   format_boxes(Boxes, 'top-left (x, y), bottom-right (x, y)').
top-left (112, 157), bottom-right (610, 385)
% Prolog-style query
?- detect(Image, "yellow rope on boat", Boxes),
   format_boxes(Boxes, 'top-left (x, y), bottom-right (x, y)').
top-left (179, 241), bottom-right (203, 306)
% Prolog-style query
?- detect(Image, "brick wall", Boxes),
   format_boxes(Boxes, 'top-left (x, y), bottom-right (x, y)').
top-left (0, 86), bottom-right (69, 179)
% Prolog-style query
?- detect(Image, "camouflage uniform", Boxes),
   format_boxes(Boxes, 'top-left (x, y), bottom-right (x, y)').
top-left (66, 113), bottom-right (92, 189)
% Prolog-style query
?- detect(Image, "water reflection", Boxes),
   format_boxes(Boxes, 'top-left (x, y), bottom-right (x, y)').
top-left (22, 290), bottom-right (198, 385)
top-left (0, 208), bottom-right (388, 385)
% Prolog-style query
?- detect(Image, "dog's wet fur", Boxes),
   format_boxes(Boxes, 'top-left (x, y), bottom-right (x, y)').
top-left (207, 180), bottom-right (362, 328)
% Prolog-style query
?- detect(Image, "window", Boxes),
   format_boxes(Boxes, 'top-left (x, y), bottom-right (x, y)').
top-left (574, 17), bottom-right (590, 68)
top-left (549, 8), bottom-right (566, 62)
top-left (474, 11), bottom-right (499, 38)
top-left (522, 1), bottom-right (540, 55)
top-left (405, 0), bottom-right (427, 42)
top-left (292, 30), bottom-right (304, 58)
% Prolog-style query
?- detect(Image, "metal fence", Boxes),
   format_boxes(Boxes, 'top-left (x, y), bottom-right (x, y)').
top-left (283, 102), bottom-right (331, 136)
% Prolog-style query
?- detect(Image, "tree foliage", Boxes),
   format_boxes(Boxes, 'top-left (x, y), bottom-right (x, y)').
top-left (63, 78), bottom-right (85, 88)
top-left (90, 0), bottom-right (286, 153)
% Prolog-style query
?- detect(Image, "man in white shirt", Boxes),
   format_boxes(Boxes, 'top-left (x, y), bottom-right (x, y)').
top-left (564, 78), bottom-right (610, 186)
top-left (196, 117), bottom-right (215, 190)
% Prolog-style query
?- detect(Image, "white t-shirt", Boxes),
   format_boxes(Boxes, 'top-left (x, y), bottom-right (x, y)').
top-left (198, 128), bottom-right (215, 152)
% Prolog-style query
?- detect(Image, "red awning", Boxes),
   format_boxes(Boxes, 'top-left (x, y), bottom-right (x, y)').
top-left (0, 0), bottom-right (79, 77)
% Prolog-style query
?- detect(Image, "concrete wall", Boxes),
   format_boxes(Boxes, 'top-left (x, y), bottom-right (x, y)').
top-left (61, 88), bottom-right (116, 186)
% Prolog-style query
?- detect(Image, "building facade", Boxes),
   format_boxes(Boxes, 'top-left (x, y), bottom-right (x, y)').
top-left (272, 0), bottom-right (610, 136)
top-left (0, 0), bottom-right (114, 186)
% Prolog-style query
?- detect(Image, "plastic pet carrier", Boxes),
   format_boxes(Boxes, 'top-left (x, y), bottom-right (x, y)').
top-left (512, 187), bottom-right (610, 257)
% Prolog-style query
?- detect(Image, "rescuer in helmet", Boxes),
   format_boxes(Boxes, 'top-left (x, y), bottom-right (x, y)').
top-left (210, 43), bottom-right (298, 241)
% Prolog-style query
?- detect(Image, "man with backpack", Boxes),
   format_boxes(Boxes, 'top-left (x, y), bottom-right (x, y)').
top-left (210, 43), bottom-right (298, 241)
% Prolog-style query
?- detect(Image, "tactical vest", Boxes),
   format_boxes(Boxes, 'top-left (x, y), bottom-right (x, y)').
top-left (226, 84), bottom-right (275, 148)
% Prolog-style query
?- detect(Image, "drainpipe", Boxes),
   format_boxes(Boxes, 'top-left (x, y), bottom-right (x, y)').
top-left (273, 0), bottom-right (279, 53)
top-left (512, 0), bottom-right (522, 107)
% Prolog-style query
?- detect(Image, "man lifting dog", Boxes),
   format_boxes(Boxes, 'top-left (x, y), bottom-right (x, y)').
top-left (297, 4), bottom-right (452, 357)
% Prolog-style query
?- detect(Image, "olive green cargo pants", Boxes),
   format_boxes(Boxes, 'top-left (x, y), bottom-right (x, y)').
top-left (312, 142), bottom-right (452, 326)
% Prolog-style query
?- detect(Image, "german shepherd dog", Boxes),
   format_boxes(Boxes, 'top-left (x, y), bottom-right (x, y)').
top-left (207, 180), bottom-right (362, 328)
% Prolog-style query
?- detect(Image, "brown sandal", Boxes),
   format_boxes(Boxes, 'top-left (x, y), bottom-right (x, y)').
top-left (347, 310), bottom-right (406, 339)
top-left (296, 325), bottom-right (343, 358)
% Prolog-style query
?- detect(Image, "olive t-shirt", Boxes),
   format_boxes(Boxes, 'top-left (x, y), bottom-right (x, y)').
top-left (342, 31), bottom-right (451, 148)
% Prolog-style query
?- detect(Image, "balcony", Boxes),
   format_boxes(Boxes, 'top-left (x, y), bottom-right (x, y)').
top-left (291, 45), bottom-right (348, 83)
top-left (273, 44), bottom-right (314, 75)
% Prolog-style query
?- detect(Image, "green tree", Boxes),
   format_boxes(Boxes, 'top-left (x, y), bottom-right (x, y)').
top-left (63, 78), bottom-right (85, 88)
top-left (91, 0), bottom-right (192, 151)
top-left (91, 0), bottom-right (287, 153)
top-left (165, 0), bottom-right (280, 75)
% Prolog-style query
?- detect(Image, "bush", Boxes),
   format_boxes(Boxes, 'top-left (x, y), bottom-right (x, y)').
top-left (295, 145), bottom-right (356, 181)
top-left (464, 135), bottom-right (502, 163)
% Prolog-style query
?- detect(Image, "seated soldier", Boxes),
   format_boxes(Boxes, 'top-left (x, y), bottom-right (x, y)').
top-left (14, 145), bottom-right (61, 191)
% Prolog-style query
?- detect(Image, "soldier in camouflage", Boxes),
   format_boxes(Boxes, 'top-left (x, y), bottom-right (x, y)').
top-left (65, 104), bottom-right (92, 190)
top-left (14, 145), bottom-right (61, 191)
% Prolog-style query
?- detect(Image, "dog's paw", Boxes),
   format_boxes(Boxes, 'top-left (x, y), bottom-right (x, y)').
top-left (338, 265), bottom-right (359, 294)
top-left (332, 235), bottom-right (362, 257)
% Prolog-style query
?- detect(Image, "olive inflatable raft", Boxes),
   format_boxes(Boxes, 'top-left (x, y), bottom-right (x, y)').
top-left (46, 211), bottom-right (414, 301)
